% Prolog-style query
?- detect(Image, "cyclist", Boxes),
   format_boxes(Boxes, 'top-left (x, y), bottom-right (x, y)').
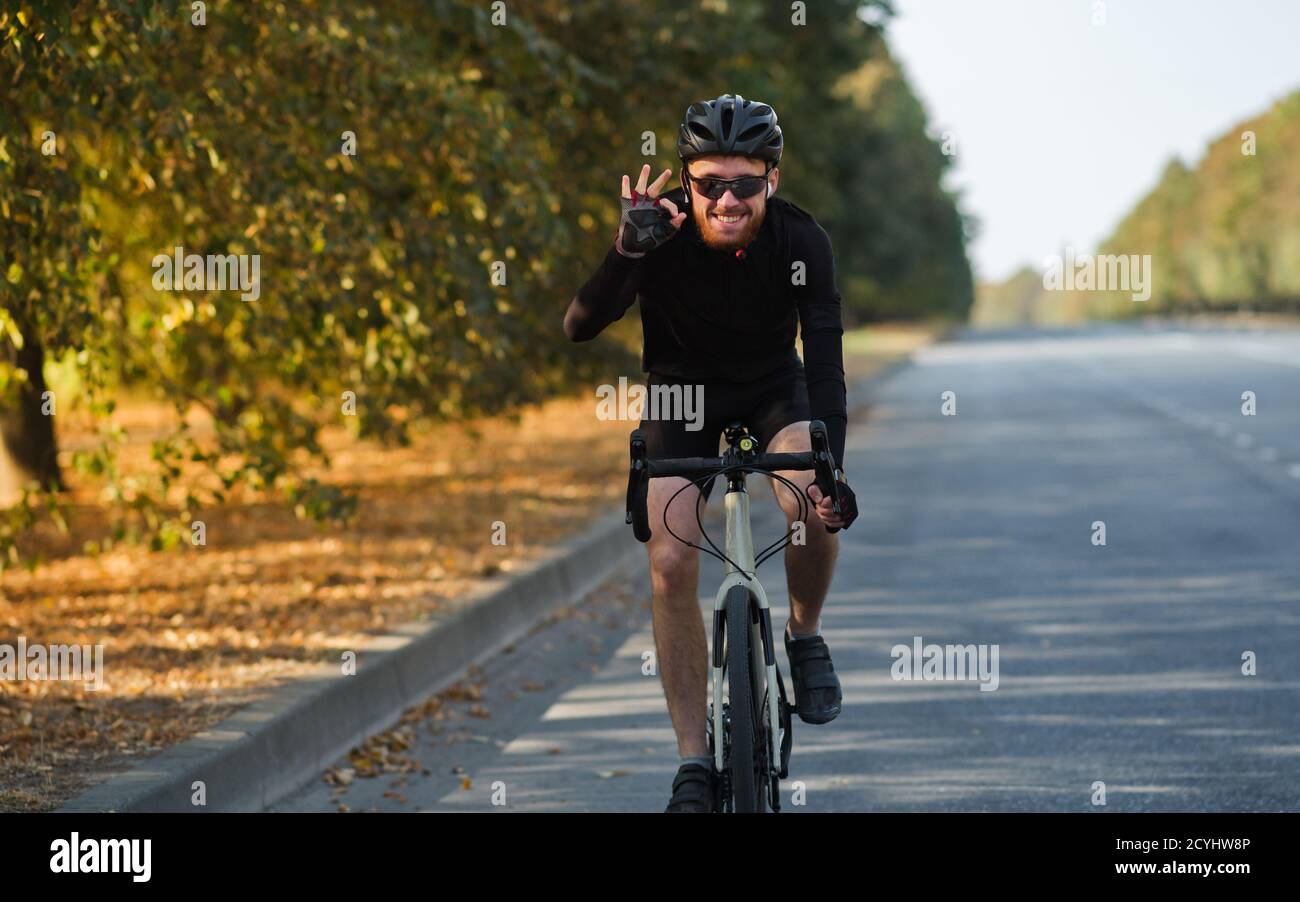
top-left (563, 94), bottom-right (859, 812)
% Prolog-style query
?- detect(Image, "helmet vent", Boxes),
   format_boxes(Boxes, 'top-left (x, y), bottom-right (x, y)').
top-left (689, 121), bottom-right (714, 141)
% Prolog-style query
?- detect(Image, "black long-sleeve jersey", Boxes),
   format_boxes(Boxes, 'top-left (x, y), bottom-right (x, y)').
top-left (564, 187), bottom-right (847, 464)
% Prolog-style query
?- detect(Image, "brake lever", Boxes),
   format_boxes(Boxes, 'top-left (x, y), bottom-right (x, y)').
top-left (627, 429), bottom-right (652, 542)
top-left (808, 419), bottom-right (841, 516)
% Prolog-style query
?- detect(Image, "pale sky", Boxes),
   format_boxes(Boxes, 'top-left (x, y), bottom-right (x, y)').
top-left (883, 0), bottom-right (1300, 283)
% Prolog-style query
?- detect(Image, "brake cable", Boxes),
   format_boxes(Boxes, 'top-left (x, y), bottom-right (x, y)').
top-left (660, 464), bottom-right (816, 578)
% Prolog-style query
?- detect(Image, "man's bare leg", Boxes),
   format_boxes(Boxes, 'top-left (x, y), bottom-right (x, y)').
top-left (766, 421), bottom-right (838, 634)
top-left (645, 476), bottom-right (709, 758)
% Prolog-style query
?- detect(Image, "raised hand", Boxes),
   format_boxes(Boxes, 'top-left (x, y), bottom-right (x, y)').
top-left (616, 164), bottom-right (687, 257)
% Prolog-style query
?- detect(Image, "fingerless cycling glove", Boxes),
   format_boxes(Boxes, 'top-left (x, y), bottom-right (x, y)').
top-left (617, 191), bottom-right (677, 257)
top-left (826, 479), bottom-right (858, 534)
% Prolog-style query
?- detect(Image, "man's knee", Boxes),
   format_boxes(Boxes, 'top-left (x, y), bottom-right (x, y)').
top-left (766, 420), bottom-right (827, 525)
top-left (645, 476), bottom-right (702, 597)
top-left (648, 539), bottom-right (698, 597)
top-left (772, 476), bottom-right (816, 523)
top-left (766, 419), bottom-right (812, 455)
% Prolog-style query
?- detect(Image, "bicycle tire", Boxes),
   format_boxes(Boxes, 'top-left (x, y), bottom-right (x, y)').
top-left (724, 584), bottom-right (766, 812)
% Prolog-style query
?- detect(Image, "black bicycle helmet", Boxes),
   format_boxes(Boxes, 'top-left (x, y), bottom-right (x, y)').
top-left (677, 94), bottom-right (783, 165)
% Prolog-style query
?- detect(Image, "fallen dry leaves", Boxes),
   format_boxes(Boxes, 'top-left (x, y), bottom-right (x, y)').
top-left (0, 391), bottom-right (628, 811)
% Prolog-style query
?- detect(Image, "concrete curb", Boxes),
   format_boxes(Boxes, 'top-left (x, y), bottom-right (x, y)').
top-left (59, 509), bottom-right (640, 812)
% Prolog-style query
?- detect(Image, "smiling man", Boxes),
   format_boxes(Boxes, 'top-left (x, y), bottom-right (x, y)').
top-left (563, 94), bottom-right (859, 812)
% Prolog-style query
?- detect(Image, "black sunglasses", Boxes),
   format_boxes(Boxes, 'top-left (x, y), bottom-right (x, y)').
top-left (684, 171), bottom-right (769, 201)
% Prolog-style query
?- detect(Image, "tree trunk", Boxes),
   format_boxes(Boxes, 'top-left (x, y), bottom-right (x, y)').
top-left (0, 316), bottom-right (64, 506)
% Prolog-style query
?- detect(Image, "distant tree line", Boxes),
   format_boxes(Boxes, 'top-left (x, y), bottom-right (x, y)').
top-left (975, 90), bottom-right (1300, 326)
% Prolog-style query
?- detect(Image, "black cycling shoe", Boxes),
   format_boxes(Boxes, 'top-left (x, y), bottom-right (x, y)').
top-left (664, 763), bottom-right (716, 813)
top-left (784, 629), bottom-right (842, 724)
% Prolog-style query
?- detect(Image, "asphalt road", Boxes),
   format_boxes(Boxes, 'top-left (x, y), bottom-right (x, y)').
top-left (275, 323), bottom-right (1300, 813)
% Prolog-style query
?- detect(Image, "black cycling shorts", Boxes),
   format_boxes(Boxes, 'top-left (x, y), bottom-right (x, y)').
top-left (638, 365), bottom-right (812, 501)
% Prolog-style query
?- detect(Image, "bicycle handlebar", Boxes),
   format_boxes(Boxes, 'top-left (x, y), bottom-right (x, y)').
top-left (625, 420), bottom-right (841, 544)
top-left (644, 451), bottom-right (814, 480)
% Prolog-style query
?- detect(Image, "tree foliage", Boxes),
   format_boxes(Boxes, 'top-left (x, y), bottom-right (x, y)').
top-left (0, 0), bottom-right (971, 565)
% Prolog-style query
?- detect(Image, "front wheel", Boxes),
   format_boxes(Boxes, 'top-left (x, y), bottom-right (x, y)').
top-left (724, 585), bottom-right (767, 812)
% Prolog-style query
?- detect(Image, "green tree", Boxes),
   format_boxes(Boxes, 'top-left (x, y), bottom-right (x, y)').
top-left (0, 0), bottom-right (971, 567)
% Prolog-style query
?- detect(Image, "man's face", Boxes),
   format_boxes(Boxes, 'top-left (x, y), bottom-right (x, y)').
top-left (682, 154), bottom-right (778, 251)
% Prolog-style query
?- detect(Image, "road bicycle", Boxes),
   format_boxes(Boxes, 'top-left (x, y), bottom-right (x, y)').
top-left (625, 419), bottom-right (842, 812)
